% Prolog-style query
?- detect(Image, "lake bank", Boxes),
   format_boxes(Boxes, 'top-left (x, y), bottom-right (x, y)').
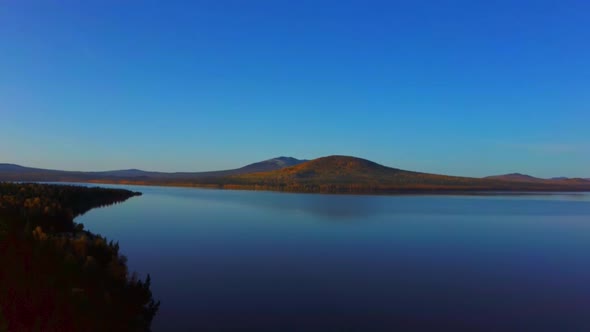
top-left (0, 183), bottom-right (158, 332)
top-left (70, 178), bottom-right (590, 195)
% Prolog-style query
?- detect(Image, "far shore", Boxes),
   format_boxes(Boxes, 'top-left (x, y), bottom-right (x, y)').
top-left (31, 179), bottom-right (590, 196)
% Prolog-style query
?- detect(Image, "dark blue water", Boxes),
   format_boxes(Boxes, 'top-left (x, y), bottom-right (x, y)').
top-left (74, 185), bottom-right (590, 332)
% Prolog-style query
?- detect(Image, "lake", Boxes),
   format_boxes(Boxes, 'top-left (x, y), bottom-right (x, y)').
top-left (74, 184), bottom-right (590, 332)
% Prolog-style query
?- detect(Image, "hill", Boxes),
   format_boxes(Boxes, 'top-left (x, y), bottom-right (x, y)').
top-left (484, 173), bottom-right (545, 182)
top-left (235, 156), bottom-right (307, 174)
top-left (2, 156), bottom-right (588, 193)
top-left (0, 164), bottom-right (31, 171)
top-left (218, 156), bottom-right (590, 193)
top-left (485, 173), bottom-right (590, 185)
top-left (0, 157), bottom-right (306, 182)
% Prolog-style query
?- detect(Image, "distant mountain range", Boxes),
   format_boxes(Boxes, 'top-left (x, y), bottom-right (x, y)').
top-left (484, 173), bottom-right (542, 182)
top-left (222, 156), bottom-right (590, 193)
top-left (0, 157), bottom-right (306, 182)
top-left (484, 173), bottom-right (590, 184)
top-left (1, 156), bottom-right (588, 193)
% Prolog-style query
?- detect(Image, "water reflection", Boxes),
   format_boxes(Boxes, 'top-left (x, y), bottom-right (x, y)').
top-left (70, 185), bottom-right (590, 331)
top-left (121, 186), bottom-right (590, 218)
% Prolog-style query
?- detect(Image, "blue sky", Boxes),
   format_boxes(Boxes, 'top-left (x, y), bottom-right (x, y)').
top-left (1, 1), bottom-right (589, 177)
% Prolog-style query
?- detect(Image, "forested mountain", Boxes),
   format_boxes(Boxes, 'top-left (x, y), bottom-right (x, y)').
top-left (1, 156), bottom-right (588, 193)
top-left (0, 157), bottom-right (306, 182)
top-left (219, 156), bottom-right (590, 193)
top-left (484, 173), bottom-right (545, 182)
top-left (485, 173), bottom-right (590, 184)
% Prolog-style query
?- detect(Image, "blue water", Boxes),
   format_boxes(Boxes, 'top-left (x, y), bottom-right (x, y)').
top-left (74, 185), bottom-right (590, 332)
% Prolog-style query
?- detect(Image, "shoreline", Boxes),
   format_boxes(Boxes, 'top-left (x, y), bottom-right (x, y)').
top-left (29, 179), bottom-right (590, 197)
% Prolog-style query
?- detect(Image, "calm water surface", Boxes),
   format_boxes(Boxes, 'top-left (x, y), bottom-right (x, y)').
top-left (74, 185), bottom-right (590, 332)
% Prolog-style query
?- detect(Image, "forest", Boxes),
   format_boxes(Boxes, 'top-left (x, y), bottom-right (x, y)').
top-left (0, 183), bottom-right (158, 332)
top-left (196, 156), bottom-right (590, 194)
top-left (3, 156), bottom-right (589, 195)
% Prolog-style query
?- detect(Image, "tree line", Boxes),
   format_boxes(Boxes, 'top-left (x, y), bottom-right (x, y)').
top-left (0, 182), bottom-right (158, 332)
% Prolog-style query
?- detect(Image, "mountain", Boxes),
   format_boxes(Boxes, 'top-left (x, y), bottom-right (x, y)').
top-left (235, 157), bottom-right (307, 174)
top-left (0, 163), bottom-right (90, 181)
top-left (162, 157), bottom-right (307, 179)
top-left (230, 156), bottom-right (409, 184)
top-left (0, 157), bottom-right (306, 182)
top-left (0, 163), bottom-right (57, 173)
top-left (221, 156), bottom-right (590, 193)
top-left (485, 173), bottom-right (590, 185)
top-left (221, 155), bottom-right (477, 191)
top-left (0, 164), bottom-right (30, 171)
top-left (484, 173), bottom-right (545, 182)
top-left (0, 164), bottom-right (165, 179)
top-left (2, 156), bottom-right (589, 193)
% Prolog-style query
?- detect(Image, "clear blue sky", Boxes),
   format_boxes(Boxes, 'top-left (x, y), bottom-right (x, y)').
top-left (1, 1), bottom-right (589, 177)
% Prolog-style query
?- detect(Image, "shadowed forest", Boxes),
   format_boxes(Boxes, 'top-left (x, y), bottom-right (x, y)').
top-left (0, 183), bottom-right (159, 332)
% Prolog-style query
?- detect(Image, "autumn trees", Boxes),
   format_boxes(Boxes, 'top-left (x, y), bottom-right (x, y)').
top-left (0, 183), bottom-right (157, 332)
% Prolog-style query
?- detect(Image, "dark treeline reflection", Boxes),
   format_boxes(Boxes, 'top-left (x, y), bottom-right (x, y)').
top-left (0, 183), bottom-right (159, 332)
